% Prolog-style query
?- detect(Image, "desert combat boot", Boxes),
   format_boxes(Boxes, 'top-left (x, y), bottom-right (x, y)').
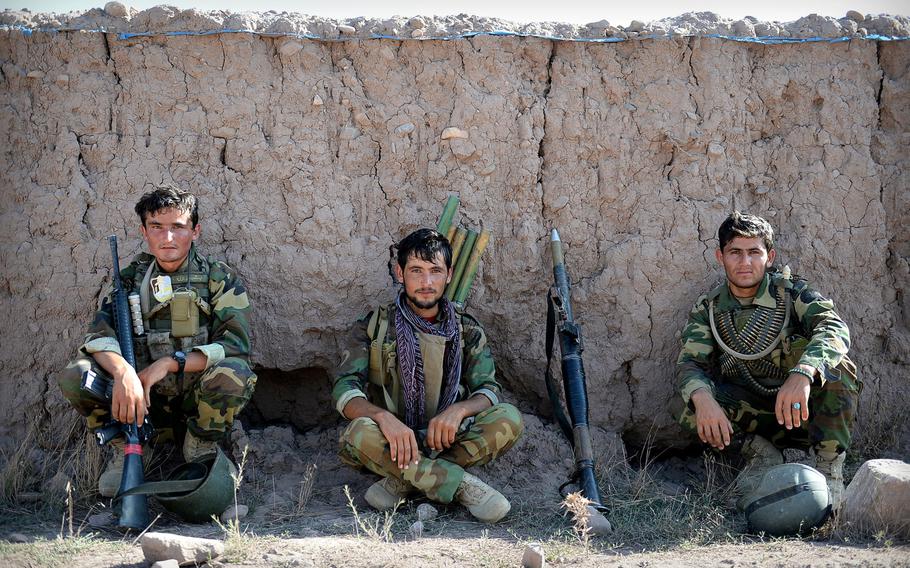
top-left (734, 434), bottom-right (784, 510)
top-left (454, 472), bottom-right (510, 523)
top-left (364, 476), bottom-right (414, 510)
top-left (183, 431), bottom-right (219, 462)
top-left (814, 451), bottom-right (846, 510)
top-left (98, 438), bottom-right (125, 498)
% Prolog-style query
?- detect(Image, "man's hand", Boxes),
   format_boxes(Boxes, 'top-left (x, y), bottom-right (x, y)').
top-left (137, 357), bottom-right (176, 407)
top-left (691, 388), bottom-right (734, 450)
top-left (426, 404), bottom-right (468, 452)
top-left (775, 369), bottom-right (812, 430)
top-left (111, 366), bottom-right (147, 425)
top-left (374, 412), bottom-right (421, 470)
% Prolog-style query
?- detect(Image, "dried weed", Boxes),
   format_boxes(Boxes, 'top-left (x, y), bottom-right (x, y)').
top-left (343, 484), bottom-right (402, 542)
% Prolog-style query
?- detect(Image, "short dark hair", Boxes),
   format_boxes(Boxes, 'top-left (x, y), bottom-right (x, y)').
top-left (134, 184), bottom-right (198, 227)
top-left (397, 228), bottom-right (452, 270)
top-left (718, 211), bottom-right (774, 252)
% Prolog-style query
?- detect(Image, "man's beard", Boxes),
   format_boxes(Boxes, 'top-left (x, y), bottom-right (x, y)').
top-left (406, 290), bottom-right (442, 311)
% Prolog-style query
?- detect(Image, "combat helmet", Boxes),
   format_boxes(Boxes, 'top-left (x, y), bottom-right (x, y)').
top-left (742, 463), bottom-right (831, 535)
top-left (118, 446), bottom-right (236, 523)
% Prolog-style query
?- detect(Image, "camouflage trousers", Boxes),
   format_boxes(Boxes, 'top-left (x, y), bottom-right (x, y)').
top-left (339, 403), bottom-right (523, 504)
top-left (675, 374), bottom-right (860, 457)
top-left (58, 356), bottom-right (257, 442)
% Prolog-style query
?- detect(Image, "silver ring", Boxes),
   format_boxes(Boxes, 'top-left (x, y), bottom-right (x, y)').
top-left (792, 402), bottom-right (801, 410)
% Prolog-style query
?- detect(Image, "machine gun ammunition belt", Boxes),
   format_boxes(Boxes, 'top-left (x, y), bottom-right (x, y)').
top-left (714, 292), bottom-right (789, 396)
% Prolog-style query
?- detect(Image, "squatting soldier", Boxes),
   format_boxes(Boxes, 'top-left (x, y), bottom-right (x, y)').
top-left (58, 185), bottom-right (257, 497)
top-left (333, 228), bottom-right (523, 523)
top-left (675, 211), bottom-right (859, 509)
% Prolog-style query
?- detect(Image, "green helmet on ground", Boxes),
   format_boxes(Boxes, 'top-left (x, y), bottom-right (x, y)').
top-left (743, 463), bottom-right (831, 536)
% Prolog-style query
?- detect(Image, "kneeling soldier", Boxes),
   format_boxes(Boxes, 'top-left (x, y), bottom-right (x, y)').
top-left (333, 228), bottom-right (523, 523)
top-left (58, 184), bottom-right (257, 497)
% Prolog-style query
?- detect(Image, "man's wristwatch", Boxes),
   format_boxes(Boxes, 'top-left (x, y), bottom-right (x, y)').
top-left (172, 350), bottom-right (187, 378)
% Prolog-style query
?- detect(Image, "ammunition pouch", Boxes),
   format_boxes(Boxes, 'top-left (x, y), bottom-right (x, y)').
top-left (170, 290), bottom-right (200, 338)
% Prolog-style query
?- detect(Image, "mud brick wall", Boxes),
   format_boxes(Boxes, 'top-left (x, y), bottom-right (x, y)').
top-left (0, 28), bottom-right (907, 454)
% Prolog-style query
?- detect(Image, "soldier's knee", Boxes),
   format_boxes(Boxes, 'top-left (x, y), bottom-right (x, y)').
top-left (490, 403), bottom-right (523, 437)
top-left (341, 417), bottom-right (380, 443)
top-left (670, 397), bottom-right (698, 432)
top-left (199, 357), bottom-right (256, 396)
top-left (57, 358), bottom-right (93, 402)
top-left (339, 417), bottom-right (385, 457)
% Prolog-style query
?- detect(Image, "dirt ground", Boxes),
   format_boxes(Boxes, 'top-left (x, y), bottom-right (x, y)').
top-left (2, 415), bottom-right (908, 567)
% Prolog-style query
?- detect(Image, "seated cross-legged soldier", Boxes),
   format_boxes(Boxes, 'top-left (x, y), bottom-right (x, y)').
top-left (332, 228), bottom-right (523, 523)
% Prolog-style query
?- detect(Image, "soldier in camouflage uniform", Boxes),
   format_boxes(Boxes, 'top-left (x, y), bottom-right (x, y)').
top-left (333, 229), bottom-right (523, 523)
top-left (675, 211), bottom-right (859, 510)
top-left (58, 185), bottom-right (256, 497)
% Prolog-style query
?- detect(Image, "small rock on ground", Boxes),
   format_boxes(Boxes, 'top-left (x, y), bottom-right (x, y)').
top-left (522, 542), bottom-right (546, 568)
top-left (141, 532), bottom-right (224, 565)
top-left (416, 503), bottom-right (438, 521)
top-left (220, 504), bottom-right (249, 522)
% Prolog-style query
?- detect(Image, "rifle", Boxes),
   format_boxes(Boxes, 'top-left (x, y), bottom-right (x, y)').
top-left (545, 229), bottom-right (612, 534)
top-left (80, 236), bottom-right (152, 530)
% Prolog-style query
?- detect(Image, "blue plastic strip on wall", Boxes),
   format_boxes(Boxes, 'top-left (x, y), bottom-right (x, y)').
top-left (2, 24), bottom-right (908, 44)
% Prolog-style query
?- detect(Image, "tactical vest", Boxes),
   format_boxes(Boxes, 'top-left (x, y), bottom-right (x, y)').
top-left (365, 304), bottom-right (465, 423)
top-left (708, 270), bottom-right (808, 396)
top-left (130, 251), bottom-right (213, 376)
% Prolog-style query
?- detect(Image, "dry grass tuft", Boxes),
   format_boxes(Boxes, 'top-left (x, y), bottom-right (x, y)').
top-left (597, 448), bottom-right (743, 549)
top-left (267, 462), bottom-right (318, 523)
top-left (343, 484), bottom-right (402, 542)
top-left (561, 491), bottom-right (592, 547)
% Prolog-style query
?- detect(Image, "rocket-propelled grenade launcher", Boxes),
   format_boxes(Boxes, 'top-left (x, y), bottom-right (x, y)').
top-left (546, 229), bottom-right (612, 533)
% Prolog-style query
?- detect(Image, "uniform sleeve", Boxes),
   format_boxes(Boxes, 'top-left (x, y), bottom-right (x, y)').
top-left (676, 296), bottom-right (717, 404)
top-left (461, 317), bottom-right (501, 406)
top-left (80, 260), bottom-right (142, 357)
top-left (792, 283), bottom-right (850, 384)
top-left (192, 261), bottom-right (252, 369)
top-left (331, 314), bottom-right (371, 417)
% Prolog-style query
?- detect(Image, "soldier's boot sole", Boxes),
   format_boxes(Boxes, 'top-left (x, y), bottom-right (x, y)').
top-left (454, 472), bottom-right (510, 523)
top-left (364, 476), bottom-right (414, 511)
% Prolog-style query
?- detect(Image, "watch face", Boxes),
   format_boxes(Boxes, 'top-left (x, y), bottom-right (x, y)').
top-left (174, 351), bottom-right (186, 359)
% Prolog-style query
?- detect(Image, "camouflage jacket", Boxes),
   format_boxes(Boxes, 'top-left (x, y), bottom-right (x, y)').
top-left (676, 271), bottom-right (852, 403)
top-left (80, 247), bottom-right (252, 370)
top-left (332, 303), bottom-right (500, 421)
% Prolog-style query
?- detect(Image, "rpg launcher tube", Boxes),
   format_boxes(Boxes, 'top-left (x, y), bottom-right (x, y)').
top-left (116, 423), bottom-right (150, 530)
top-left (453, 229), bottom-right (491, 307)
top-left (550, 229), bottom-right (604, 509)
top-left (437, 195), bottom-right (459, 237)
top-left (446, 229), bottom-right (477, 299)
top-left (449, 227), bottom-right (468, 268)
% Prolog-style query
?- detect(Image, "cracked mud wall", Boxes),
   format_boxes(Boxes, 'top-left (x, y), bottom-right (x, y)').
top-left (0, 30), bottom-right (907, 454)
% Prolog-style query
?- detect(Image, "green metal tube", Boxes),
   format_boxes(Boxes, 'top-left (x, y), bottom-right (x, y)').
top-left (446, 230), bottom-right (476, 299)
top-left (453, 229), bottom-right (491, 306)
top-left (449, 227), bottom-right (468, 268)
top-left (437, 195), bottom-right (459, 236)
